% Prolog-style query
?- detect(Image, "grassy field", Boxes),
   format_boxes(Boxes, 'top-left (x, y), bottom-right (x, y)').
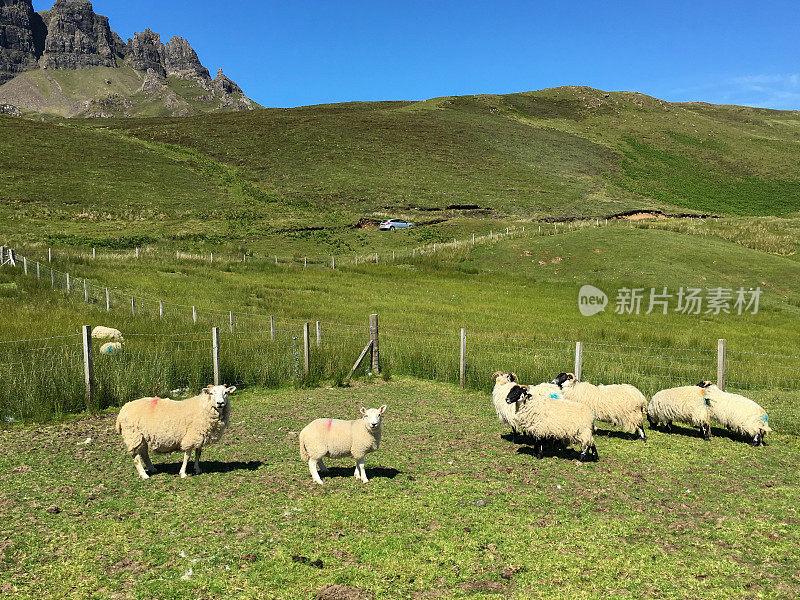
top-left (1, 379), bottom-right (798, 599)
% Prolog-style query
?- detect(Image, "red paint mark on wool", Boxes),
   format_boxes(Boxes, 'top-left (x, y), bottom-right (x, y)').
top-left (327, 419), bottom-right (333, 431)
top-left (150, 396), bottom-right (160, 407)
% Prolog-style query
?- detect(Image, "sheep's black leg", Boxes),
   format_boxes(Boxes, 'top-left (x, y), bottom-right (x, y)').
top-left (701, 424), bottom-right (710, 441)
top-left (665, 421), bottom-right (673, 433)
top-left (751, 433), bottom-right (761, 447)
top-left (535, 443), bottom-right (543, 460)
top-left (647, 415), bottom-right (657, 428)
top-left (579, 446), bottom-right (588, 462)
top-left (637, 427), bottom-right (647, 442)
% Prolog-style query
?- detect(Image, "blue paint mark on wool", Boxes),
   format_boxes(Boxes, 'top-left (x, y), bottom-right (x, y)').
top-left (760, 413), bottom-right (769, 423)
top-left (549, 393), bottom-right (560, 399)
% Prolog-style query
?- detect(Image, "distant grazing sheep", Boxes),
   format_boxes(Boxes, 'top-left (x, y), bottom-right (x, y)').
top-left (92, 326), bottom-right (123, 341)
top-left (299, 405), bottom-right (387, 485)
top-left (506, 385), bottom-right (598, 461)
top-left (115, 384), bottom-right (235, 479)
top-left (701, 381), bottom-right (771, 446)
top-left (647, 383), bottom-right (712, 440)
top-left (552, 372), bottom-right (647, 441)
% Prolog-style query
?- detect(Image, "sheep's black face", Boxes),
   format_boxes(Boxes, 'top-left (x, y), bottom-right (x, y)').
top-left (505, 385), bottom-right (531, 404)
top-left (696, 380), bottom-right (712, 389)
top-left (551, 372), bottom-right (572, 388)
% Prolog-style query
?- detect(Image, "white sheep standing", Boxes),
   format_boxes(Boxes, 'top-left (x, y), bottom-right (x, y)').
top-left (299, 405), bottom-right (386, 485)
top-left (702, 381), bottom-right (772, 446)
top-left (491, 371), bottom-right (521, 438)
top-left (552, 372), bottom-right (647, 441)
top-left (92, 326), bottom-right (124, 341)
top-left (505, 384), bottom-right (598, 461)
top-left (100, 341), bottom-right (123, 355)
top-left (648, 383), bottom-right (712, 440)
top-left (115, 384), bottom-right (235, 479)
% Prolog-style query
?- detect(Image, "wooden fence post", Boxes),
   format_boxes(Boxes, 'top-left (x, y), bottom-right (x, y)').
top-left (304, 257), bottom-right (307, 271)
top-left (105, 288), bottom-right (110, 312)
top-left (472, 233), bottom-right (475, 245)
top-left (66, 272), bottom-right (70, 294)
top-left (159, 300), bottom-right (163, 318)
top-left (177, 250), bottom-right (180, 260)
top-left (135, 247), bottom-right (139, 259)
top-left (50, 267), bottom-right (54, 288)
top-left (717, 338), bottom-right (726, 391)
top-left (229, 311), bottom-right (234, 333)
top-left (270, 315), bottom-right (275, 341)
top-left (83, 279), bottom-right (88, 303)
top-left (36, 261), bottom-right (40, 279)
top-left (315, 321), bottom-right (321, 347)
top-left (212, 327), bottom-right (221, 386)
top-left (303, 322), bottom-right (310, 376)
top-left (82, 325), bottom-right (95, 411)
top-left (131, 296), bottom-right (136, 316)
top-left (23, 256), bottom-right (27, 275)
top-left (460, 327), bottom-right (466, 388)
top-left (574, 341), bottom-right (583, 382)
top-left (369, 313), bottom-right (380, 374)
top-left (192, 306), bottom-right (197, 324)
top-left (332, 256), bottom-right (335, 269)
top-left (92, 247), bottom-right (96, 259)
top-left (210, 252), bottom-right (213, 264)
top-left (48, 247), bottom-right (52, 263)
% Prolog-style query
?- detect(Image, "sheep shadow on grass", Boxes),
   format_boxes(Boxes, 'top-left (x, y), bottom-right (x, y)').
top-left (151, 460), bottom-right (264, 476)
top-left (649, 423), bottom-right (707, 440)
top-left (319, 466), bottom-right (401, 480)
top-left (709, 426), bottom-right (764, 446)
top-left (594, 429), bottom-right (643, 441)
top-left (516, 444), bottom-right (588, 461)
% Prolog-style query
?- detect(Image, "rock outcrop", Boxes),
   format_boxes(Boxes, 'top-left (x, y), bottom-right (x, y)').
top-left (38, 0), bottom-right (121, 70)
top-left (0, 0), bottom-right (46, 83)
top-left (164, 36), bottom-right (209, 80)
top-left (0, 0), bottom-right (256, 116)
top-left (125, 28), bottom-right (164, 77)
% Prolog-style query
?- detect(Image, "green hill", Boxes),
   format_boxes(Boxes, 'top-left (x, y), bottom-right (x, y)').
top-left (1, 86), bottom-right (799, 252)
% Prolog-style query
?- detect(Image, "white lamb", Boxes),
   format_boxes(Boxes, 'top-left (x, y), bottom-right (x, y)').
top-left (702, 381), bottom-right (772, 446)
top-left (648, 383), bottom-right (712, 440)
top-left (92, 326), bottom-right (124, 341)
top-left (552, 372), bottom-right (647, 441)
top-left (299, 405), bottom-right (387, 485)
top-left (505, 385), bottom-right (598, 461)
top-left (115, 384), bottom-right (235, 479)
top-left (100, 341), bottom-right (123, 355)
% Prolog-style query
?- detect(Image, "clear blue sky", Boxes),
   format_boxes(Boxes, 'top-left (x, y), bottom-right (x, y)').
top-left (35, 0), bottom-right (800, 109)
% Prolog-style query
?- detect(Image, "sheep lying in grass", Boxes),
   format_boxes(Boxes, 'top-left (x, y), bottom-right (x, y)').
top-left (701, 381), bottom-right (772, 446)
top-left (648, 384), bottom-right (712, 440)
top-left (299, 405), bottom-right (387, 485)
top-left (505, 384), bottom-right (598, 461)
top-left (115, 384), bottom-right (235, 479)
top-left (552, 372), bottom-right (647, 441)
top-left (92, 326), bottom-right (124, 341)
top-left (100, 341), bottom-right (123, 355)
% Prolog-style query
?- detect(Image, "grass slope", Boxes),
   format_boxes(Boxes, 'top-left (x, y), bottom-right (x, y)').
top-left (0, 379), bottom-right (798, 599)
top-left (2, 87), bottom-right (800, 255)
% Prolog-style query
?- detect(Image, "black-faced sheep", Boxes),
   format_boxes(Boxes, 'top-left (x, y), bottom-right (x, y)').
top-left (115, 384), bottom-right (235, 479)
top-left (552, 372), bottom-right (647, 441)
top-left (506, 385), bottom-right (598, 461)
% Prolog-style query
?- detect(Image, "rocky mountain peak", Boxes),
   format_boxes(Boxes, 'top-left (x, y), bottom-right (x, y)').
top-left (164, 36), bottom-right (209, 80)
top-left (39, 0), bottom-right (121, 70)
top-left (125, 28), bottom-right (164, 77)
top-left (213, 68), bottom-right (242, 95)
top-left (0, 0), bottom-right (46, 83)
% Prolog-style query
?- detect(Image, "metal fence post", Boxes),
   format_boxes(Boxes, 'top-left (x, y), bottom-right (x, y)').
top-left (82, 325), bottom-right (95, 411)
top-left (717, 338), bottom-right (726, 391)
top-left (460, 327), bottom-right (467, 388)
top-left (303, 322), bottom-right (310, 376)
top-left (270, 315), bottom-right (275, 341)
top-left (369, 313), bottom-right (380, 374)
top-left (212, 327), bottom-right (221, 386)
top-left (574, 341), bottom-right (583, 382)
top-left (316, 321), bottom-right (322, 347)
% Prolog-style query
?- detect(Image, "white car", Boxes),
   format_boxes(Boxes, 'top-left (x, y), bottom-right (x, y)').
top-left (379, 219), bottom-right (414, 231)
